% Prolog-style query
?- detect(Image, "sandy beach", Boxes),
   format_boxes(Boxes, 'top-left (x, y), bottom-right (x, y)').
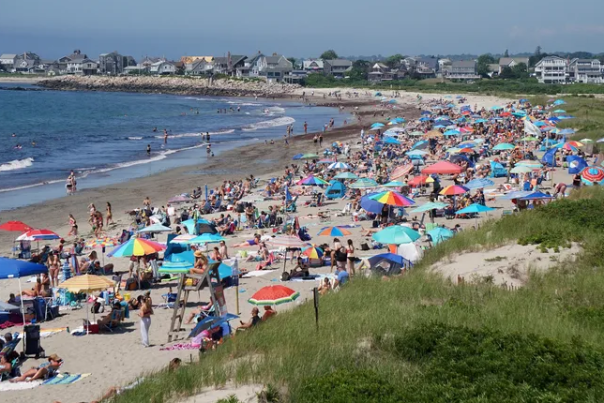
top-left (0, 89), bottom-right (573, 403)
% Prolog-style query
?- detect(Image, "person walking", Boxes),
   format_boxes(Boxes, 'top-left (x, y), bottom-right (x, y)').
top-left (346, 239), bottom-right (356, 276)
top-left (139, 296), bottom-right (153, 347)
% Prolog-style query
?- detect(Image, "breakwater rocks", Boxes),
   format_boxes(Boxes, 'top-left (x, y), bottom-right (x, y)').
top-left (39, 75), bottom-right (301, 97)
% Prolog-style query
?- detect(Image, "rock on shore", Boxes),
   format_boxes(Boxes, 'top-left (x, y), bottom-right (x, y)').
top-left (39, 75), bottom-right (301, 97)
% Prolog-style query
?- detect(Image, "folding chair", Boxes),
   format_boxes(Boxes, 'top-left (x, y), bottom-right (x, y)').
top-left (103, 309), bottom-right (123, 333)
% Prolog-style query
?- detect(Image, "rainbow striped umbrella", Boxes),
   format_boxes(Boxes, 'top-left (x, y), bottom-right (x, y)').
top-left (296, 175), bottom-right (329, 186)
top-left (317, 226), bottom-right (352, 237)
top-left (107, 237), bottom-right (166, 257)
top-left (439, 185), bottom-right (470, 196)
top-left (581, 166), bottom-right (604, 186)
top-left (302, 245), bottom-right (324, 259)
top-left (86, 237), bottom-right (118, 248)
top-left (369, 191), bottom-right (415, 207)
top-left (248, 285), bottom-right (300, 306)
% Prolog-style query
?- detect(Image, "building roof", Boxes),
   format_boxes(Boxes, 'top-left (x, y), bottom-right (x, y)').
top-left (452, 60), bottom-right (476, 68)
top-left (0, 54), bottom-right (17, 59)
top-left (488, 64), bottom-right (499, 72)
top-left (499, 57), bottom-right (529, 66)
top-left (181, 56), bottom-right (213, 64)
top-left (303, 59), bottom-right (324, 69)
top-left (325, 59), bottom-right (352, 67)
top-left (418, 57), bottom-right (438, 70)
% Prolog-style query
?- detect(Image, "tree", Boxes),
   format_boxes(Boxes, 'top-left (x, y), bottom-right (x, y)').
top-left (477, 54), bottom-right (496, 76)
top-left (175, 64), bottom-right (185, 75)
top-left (511, 62), bottom-right (529, 79)
top-left (320, 50), bottom-right (338, 60)
top-left (385, 54), bottom-right (404, 68)
top-left (347, 60), bottom-right (370, 81)
top-left (535, 46), bottom-right (542, 57)
top-left (287, 57), bottom-right (297, 69)
top-left (504, 49), bottom-right (509, 57)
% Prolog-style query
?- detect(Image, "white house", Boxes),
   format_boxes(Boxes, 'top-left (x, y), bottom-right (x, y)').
top-left (534, 56), bottom-right (568, 84)
top-left (568, 58), bottom-right (603, 84)
top-left (150, 61), bottom-right (176, 75)
top-left (302, 59), bottom-right (324, 73)
top-left (0, 54), bottom-right (17, 71)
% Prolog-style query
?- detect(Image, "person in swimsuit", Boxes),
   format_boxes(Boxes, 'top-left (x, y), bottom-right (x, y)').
top-left (47, 251), bottom-right (61, 288)
top-left (10, 354), bottom-right (62, 382)
top-left (106, 202), bottom-right (114, 226)
top-left (68, 214), bottom-right (77, 237)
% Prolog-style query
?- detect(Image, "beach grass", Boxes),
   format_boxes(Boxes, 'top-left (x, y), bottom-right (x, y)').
top-left (110, 98), bottom-right (604, 403)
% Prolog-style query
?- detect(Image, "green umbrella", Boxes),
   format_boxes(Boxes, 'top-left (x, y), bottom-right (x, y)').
top-left (334, 172), bottom-right (359, 180)
top-left (300, 153), bottom-right (319, 160)
top-left (409, 131), bottom-right (424, 136)
top-left (580, 138), bottom-right (594, 143)
top-left (492, 143), bottom-right (515, 151)
top-left (521, 136), bottom-right (539, 142)
top-left (410, 202), bottom-right (448, 213)
top-left (372, 226), bottom-right (421, 245)
top-left (349, 178), bottom-right (378, 189)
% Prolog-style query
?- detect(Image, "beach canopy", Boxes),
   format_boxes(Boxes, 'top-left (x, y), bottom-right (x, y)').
top-left (410, 202), bottom-right (448, 213)
top-left (138, 223), bottom-right (172, 233)
top-left (334, 172), bottom-right (358, 180)
top-left (59, 274), bottom-right (114, 293)
top-left (456, 203), bottom-right (495, 214)
top-left (372, 226), bottom-right (421, 245)
top-left (248, 285), bottom-right (300, 306)
top-left (439, 185), bottom-right (469, 196)
top-left (427, 227), bottom-right (455, 245)
top-left (580, 166), bottom-right (604, 186)
top-left (422, 161), bottom-right (463, 175)
top-left (108, 238), bottom-right (166, 257)
top-left (317, 226), bottom-right (352, 237)
top-left (16, 229), bottom-right (60, 241)
top-left (0, 257), bottom-right (47, 279)
top-left (0, 221), bottom-right (32, 232)
top-left (369, 191), bottom-right (415, 207)
top-left (465, 178), bottom-right (495, 189)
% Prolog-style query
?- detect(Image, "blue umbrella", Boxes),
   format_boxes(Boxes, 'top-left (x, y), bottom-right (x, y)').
top-left (292, 153), bottom-right (303, 160)
top-left (456, 203), bottom-right (495, 214)
top-left (426, 227), bottom-right (455, 245)
top-left (189, 233), bottom-right (225, 244)
top-left (368, 253), bottom-right (407, 266)
top-left (443, 129), bottom-right (460, 136)
top-left (518, 192), bottom-right (554, 201)
top-left (360, 192), bottom-right (384, 214)
top-left (559, 128), bottom-right (575, 135)
top-left (383, 137), bottom-right (401, 145)
top-left (406, 150), bottom-right (428, 157)
top-left (189, 313), bottom-right (240, 338)
top-left (412, 140), bottom-right (429, 150)
top-left (465, 178), bottom-right (495, 189)
top-left (0, 257), bottom-right (48, 324)
top-left (372, 226), bottom-right (421, 245)
top-left (419, 117), bottom-right (432, 122)
top-left (421, 111), bottom-right (431, 115)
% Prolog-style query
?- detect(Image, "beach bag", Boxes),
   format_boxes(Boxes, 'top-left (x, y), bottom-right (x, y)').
top-left (125, 278), bottom-right (137, 291)
top-left (281, 272), bottom-right (291, 281)
top-left (91, 301), bottom-right (104, 314)
top-left (361, 243), bottom-right (370, 251)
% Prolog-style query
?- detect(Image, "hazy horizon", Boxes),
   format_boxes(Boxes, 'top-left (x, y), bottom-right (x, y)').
top-left (3, 0), bottom-right (604, 60)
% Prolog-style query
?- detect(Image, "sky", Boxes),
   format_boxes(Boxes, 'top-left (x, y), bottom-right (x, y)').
top-left (3, 0), bottom-right (604, 60)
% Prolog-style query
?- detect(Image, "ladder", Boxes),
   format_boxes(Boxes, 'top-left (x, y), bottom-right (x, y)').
top-left (167, 263), bottom-right (220, 343)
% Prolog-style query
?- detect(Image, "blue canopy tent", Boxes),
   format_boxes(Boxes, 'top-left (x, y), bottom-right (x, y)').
top-left (325, 180), bottom-right (346, 199)
top-left (489, 161), bottom-right (508, 178)
top-left (0, 257), bottom-right (48, 326)
top-left (367, 253), bottom-right (412, 276)
top-left (450, 154), bottom-right (475, 169)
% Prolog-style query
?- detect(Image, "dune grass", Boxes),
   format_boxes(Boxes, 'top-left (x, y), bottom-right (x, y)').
top-left (111, 187), bottom-right (604, 403)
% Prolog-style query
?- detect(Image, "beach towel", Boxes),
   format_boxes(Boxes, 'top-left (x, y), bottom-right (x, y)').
top-left (242, 269), bottom-right (277, 278)
top-left (160, 343), bottom-right (201, 351)
top-left (40, 327), bottom-right (67, 338)
top-left (42, 373), bottom-right (91, 385)
top-left (0, 380), bottom-right (42, 391)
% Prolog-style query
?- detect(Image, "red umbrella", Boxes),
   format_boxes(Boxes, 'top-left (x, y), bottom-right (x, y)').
top-left (16, 229), bottom-right (60, 241)
top-left (248, 285), bottom-right (300, 306)
top-left (408, 175), bottom-right (430, 187)
top-left (422, 161), bottom-right (463, 175)
top-left (0, 221), bottom-right (32, 232)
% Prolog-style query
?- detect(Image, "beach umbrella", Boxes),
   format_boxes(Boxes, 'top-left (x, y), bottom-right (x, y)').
top-left (456, 203), bottom-right (495, 214)
top-left (188, 233), bottom-right (225, 244)
top-left (427, 227), bottom-right (455, 245)
top-left (292, 153), bottom-right (304, 160)
top-left (16, 229), bottom-right (60, 241)
top-left (317, 226), bottom-right (352, 237)
top-left (490, 105), bottom-right (503, 110)
top-left (334, 172), bottom-right (358, 180)
top-left (248, 285), bottom-right (300, 306)
top-left (369, 191), bottom-right (415, 207)
top-left (580, 166), bottom-right (604, 186)
top-left (107, 237), bottom-right (166, 258)
top-left (424, 130), bottom-right (443, 139)
top-left (410, 202), bottom-right (448, 213)
top-left (371, 123), bottom-right (385, 128)
top-left (138, 223), bottom-right (172, 233)
top-left (422, 161), bottom-right (463, 175)
top-left (443, 129), bottom-right (461, 136)
top-left (510, 166), bottom-right (533, 174)
top-left (521, 136), bottom-right (539, 142)
top-left (368, 253), bottom-right (408, 269)
top-left (465, 178), bottom-right (495, 189)
top-left (159, 251), bottom-right (233, 279)
top-left (564, 140), bottom-right (583, 148)
top-left (360, 193), bottom-right (385, 214)
top-left (411, 140), bottom-right (429, 150)
top-left (553, 99), bottom-right (566, 105)
top-left (299, 153), bottom-right (319, 160)
top-left (553, 109), bottom-right (566, 113)
top-left (372, 226), bottom-right (421, 245)
top-left (390, 164), bottom-right (414, 180)
top-left (500, 191), bottom-right (532, 200)
top-left (383, 180), bottom-right (404, 188)
top-left (0, 221), bottom-right (32, 232)
top-left (169, 234), bottom-right (196, 244)
top-left (266, 236), bottom-right (306, 249)
top-left (0, 258), bottom-right (48, 327)
top-left (383, 137), bottom-right (401, 145)
top-left (406, 150), bottom-right (428, 157)
top-left (297, 175), bottom-right (329, 186)
top-left (518, 192), bottom-right (554, 201)
top-left (458, 148), bottom-right (475, 154)
top-left (409, 131), bottom-right (424, 136)
top-left (408, 176), bottom-right (432, 187)
top-left (439, 185), bottom-right (469, 196)
top-left (328, 162), bottom-right (350, 170)
top-left (516, 160), bottom-right (543, 169)
top-left (302, 245), bottom-right (324, 259)
top-left (60, 274), bottom-right (116, 334)
top-left (317, 158), bottom-right (335, 164)
top-left (580, 138), bottom-right (594, 143)
top-left (349, 178), bottom-right (378, 189)
top-left (559, 128), bottom-right (575, 135)
top-left (168, 195), bottom-right (192, 204)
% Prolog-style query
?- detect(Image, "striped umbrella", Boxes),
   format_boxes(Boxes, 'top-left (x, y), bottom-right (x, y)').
top-left (296, 175), bottom-right (329, 186)
top-left (317, 226), bottom-right (352, 237)
top-left (581, 166), bottom-right (604, 186)
top-left (16, 229), bottom-right (60, 241)
top-left (266, 236), bottom-right (306, 249)
top-left (328, 162), bottom-right (350, 170)
top-left (439, 185), bottom-right (470, 196)
top-left (302, 245), bottom-right (324, 259)
top-left (60, 274), bottom-right (114, 293)
top-left (107, 237), bottom-right (166, 257)
top-left (248, 285), bottom-right (300, 306)
top-left (369, 191), bottom-right (415, 207)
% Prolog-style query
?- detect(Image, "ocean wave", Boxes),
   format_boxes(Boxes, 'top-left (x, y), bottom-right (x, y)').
top-left (0, 157), bottom-right (34, 172)
top-left (128, 136), bottom-right (143, 140)
top-left (242, 117), bottom-right (295, 132)
top-left (226, 101), bottom-right (262, 106)
top-left (153, 129), bottom-right (235, 139)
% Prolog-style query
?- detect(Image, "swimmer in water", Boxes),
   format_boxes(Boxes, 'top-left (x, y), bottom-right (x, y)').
top-left (31, 141), bottom-right (36, 147)
top-left (146, 144), bottom-right (151, 155)
top-left (14, 144), bottom-right (22, 149)
top-left (153, 127), bottom-right (157, 132)
top-left (11, 133), bottom-right (16, 137)
top-left (164, 129), bottom-right (168, 144)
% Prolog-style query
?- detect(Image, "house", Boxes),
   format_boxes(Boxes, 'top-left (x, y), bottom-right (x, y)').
top-left (438, 58), bottom-right (452, 76)
top-left (150, 61), bottom-right (176, 75)
top-left (448, 61), bottom-right (479, 80)
top-left (568, 59), bottom-right (603, 84)
top-left (368, 63), bottom-right (404, 83)
top-left (59, 50), bottom-right (97, 75)
top-left (302, 59), bottom-right (324, 73)
top-left (323, 59), bottom-right (352, 78)
top-left (180, 56), bottom-right (213, 65)
top-left (236, 53), bottom-right (262, 78)
top-left (186, 59), bottom-right (213, 75)
top-left (99, 52), bottom-right (136, 75)
top-left (213, 53), bottom-right (247, 75)
top-left (244, 53), bottom-right (292, 82)
top-left (534, 56), bottom-right (568, 84)
top-left (405, 56), bottom-right (437, 78)
top-left (13, 53), bottom-right (41, 73)
top-left (0, 54), bottom-right (17, 71)
top-left (498, 57), bottom-right (529, 75)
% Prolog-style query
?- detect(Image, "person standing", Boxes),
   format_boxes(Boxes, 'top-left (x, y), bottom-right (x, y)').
top-left (106, 202), bottom-right (114, 226)
top-left (346, 239), bottom-right (356, 276)
top-left (146, 144), bottom-right (151, 156)
top-left (139, 296), bottom-right (153, 347)
top-left (303, 121), bottom-right (308, 134)
top-left (319, 133), bottom-right (323, 148)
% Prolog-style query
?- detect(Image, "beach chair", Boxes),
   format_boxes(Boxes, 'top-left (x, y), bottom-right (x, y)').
top-left (212, 198), bottom-right (223, 213)
top-left (103, 309), bottom-right (123, 333)
top-left (201, 200), bottom-right (212, 214)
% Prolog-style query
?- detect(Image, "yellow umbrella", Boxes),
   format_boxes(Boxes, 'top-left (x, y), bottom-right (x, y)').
top-left (60, 274), bottom-right (114, 292)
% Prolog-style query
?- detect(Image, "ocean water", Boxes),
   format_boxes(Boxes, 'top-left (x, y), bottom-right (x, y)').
top-left (0, 84), bottom-right (349, 210)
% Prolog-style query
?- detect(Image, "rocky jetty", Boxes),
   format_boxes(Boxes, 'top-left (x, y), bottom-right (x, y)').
top-left (39, 75), bottom-right (301, 97)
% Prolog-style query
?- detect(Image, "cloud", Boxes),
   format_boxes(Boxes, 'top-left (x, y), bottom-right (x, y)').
top-left (508, 26), bottom-right (526, 39)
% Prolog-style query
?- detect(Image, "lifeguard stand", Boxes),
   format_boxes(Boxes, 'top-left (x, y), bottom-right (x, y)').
top-left (167, 263), bottom-right (221, 342)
